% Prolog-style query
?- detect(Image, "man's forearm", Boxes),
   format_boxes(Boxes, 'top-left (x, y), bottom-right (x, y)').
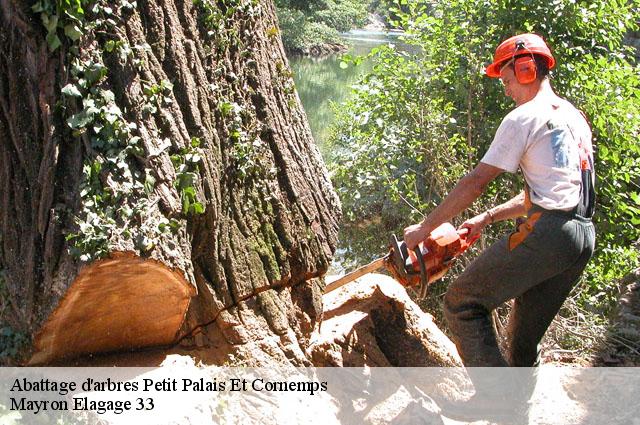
top-left (421, 172), bottom-right (488, 229)
top-left (403, 162), bottom-right (504, 249)
top-left (484, 191), bottom-right (527, 223)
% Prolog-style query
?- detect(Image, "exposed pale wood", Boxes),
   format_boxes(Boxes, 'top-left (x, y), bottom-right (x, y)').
top-left (313, 274), bottom-right (462, 366)
top-left (28, 252), bottom-right (195, 365)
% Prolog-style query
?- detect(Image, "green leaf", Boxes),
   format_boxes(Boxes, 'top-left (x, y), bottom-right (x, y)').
top-left (64, 23), bottom-right (83, 41)
top-left (142, 84), bottom-right (157, 96)
top-left (191, 202), bottom-right (205, 214)
top-left (182, 186), bottom-right (196, 197)
top-left (46, 32), bottom-right (62, 51)
top-left (31, 1), bottom-right (46, 13)
top-left (41, 13), bottom-right (58, 33)
top-left (169, 219), bottom-right (181, 230)
top-left (105, 105), bottom-right (122, 124)
top-left (85, 62), bottom-right (107, 85)
top-left (144, 172), bottom-right (156, 194)
top-left (219, 102), bottom-right (233, 116)
top-left (61, 83), bottom-right (82, 98)
top-left (104, 40), bottom-right (117, 52)
top-left (101, 89), bottom-right (116, 103)
top-left (67, 110), bottom-right (93, 129)
top-left (182, 197), bottom-right (191, 214)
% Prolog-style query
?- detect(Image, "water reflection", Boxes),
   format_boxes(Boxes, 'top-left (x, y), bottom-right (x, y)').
top-left (289, 30), bottom-right (404, 155)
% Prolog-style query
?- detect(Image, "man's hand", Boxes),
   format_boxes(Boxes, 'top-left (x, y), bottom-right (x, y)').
top-left (458, 212), bottom-right (491, 240)
top-left (403, 221), bottom-right (433, 250)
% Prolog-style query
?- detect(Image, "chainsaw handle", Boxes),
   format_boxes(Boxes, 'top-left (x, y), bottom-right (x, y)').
top-left (425, 226), bottom-right (474, 245)
top-left (457, 226), bottom-right (481, 246)
top-left (413, 246), bottom-right (429, 298)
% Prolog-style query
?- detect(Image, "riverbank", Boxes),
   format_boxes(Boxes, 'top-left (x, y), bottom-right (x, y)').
top-left (286, 42), bottom-right (348, 58)
top-left (283, 12), bottom-right (394, 58)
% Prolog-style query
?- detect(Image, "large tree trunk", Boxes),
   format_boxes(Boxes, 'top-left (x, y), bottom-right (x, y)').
top-left (0, 0), bottom-right (340, 365)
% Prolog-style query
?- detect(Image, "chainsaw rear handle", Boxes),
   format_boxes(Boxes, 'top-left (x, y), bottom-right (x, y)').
top-left (413, 246), bottom-right (429, 298)
top-left (461, 227), bottom-right (481, 246)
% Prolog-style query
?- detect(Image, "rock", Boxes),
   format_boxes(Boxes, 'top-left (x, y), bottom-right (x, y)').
top-left (364, 13), bottom-right (387, 31)
top-left (309, 273), bottom-right (462, 367)
top-left (288, 43), bottom-right (349, 58)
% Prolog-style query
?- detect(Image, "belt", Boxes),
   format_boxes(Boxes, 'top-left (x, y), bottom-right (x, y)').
top-left (527, 204), bottom-right (591, 220)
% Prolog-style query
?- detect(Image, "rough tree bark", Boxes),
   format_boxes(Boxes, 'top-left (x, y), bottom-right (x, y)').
top-left (0, 0), bottom-right (340, 365)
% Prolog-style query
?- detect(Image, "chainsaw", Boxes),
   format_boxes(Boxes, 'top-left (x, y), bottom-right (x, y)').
top-left (324, 222), bottom-right (479, 298)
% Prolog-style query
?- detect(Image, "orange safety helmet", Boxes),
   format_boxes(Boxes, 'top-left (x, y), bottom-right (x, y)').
top-left (485, 33), bottom-right (555, 79)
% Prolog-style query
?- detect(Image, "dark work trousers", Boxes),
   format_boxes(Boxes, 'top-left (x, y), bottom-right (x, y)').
top-left (444, 209), bottom-right (595, 367)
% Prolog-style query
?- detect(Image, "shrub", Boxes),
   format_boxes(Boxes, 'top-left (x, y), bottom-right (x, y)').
top-left (328, 0), bottom-right (640, 342)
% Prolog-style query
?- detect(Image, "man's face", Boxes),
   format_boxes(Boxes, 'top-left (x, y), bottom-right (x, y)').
top-left (499, 65), bottom-right (525, 105)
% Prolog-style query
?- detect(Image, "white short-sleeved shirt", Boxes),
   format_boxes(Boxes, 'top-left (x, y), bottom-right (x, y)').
top-left (481, 94), bottom-right (593, 211)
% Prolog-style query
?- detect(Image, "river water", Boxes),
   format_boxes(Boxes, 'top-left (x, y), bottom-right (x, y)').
top-left (289, 30), bottom-right (404, 154)
top-left (288, 30), bottom-right (405, 273)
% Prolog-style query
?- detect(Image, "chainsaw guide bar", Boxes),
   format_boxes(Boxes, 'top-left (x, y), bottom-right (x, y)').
top-left (323, 223), bottom-right (479, 298)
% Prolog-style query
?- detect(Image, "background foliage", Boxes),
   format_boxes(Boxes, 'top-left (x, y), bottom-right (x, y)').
top-left (275, 0), bottom-right (371, 53)
top-left (328, 0), bottom-right (640, 353)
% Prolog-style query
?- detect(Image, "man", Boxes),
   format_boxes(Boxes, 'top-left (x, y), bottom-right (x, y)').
top-left (404, 33), bottom-right (595, 368)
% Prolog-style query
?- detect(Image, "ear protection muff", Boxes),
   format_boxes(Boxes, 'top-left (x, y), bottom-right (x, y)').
top-left (513, 40), bottom-right (537, 84)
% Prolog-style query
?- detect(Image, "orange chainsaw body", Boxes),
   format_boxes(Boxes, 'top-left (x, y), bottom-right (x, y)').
top-left (388, 223), bottom-right (479, 291)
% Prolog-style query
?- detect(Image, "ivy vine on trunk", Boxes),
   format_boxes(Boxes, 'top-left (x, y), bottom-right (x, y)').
top-left (0, 0), bottom-right (341, 365)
